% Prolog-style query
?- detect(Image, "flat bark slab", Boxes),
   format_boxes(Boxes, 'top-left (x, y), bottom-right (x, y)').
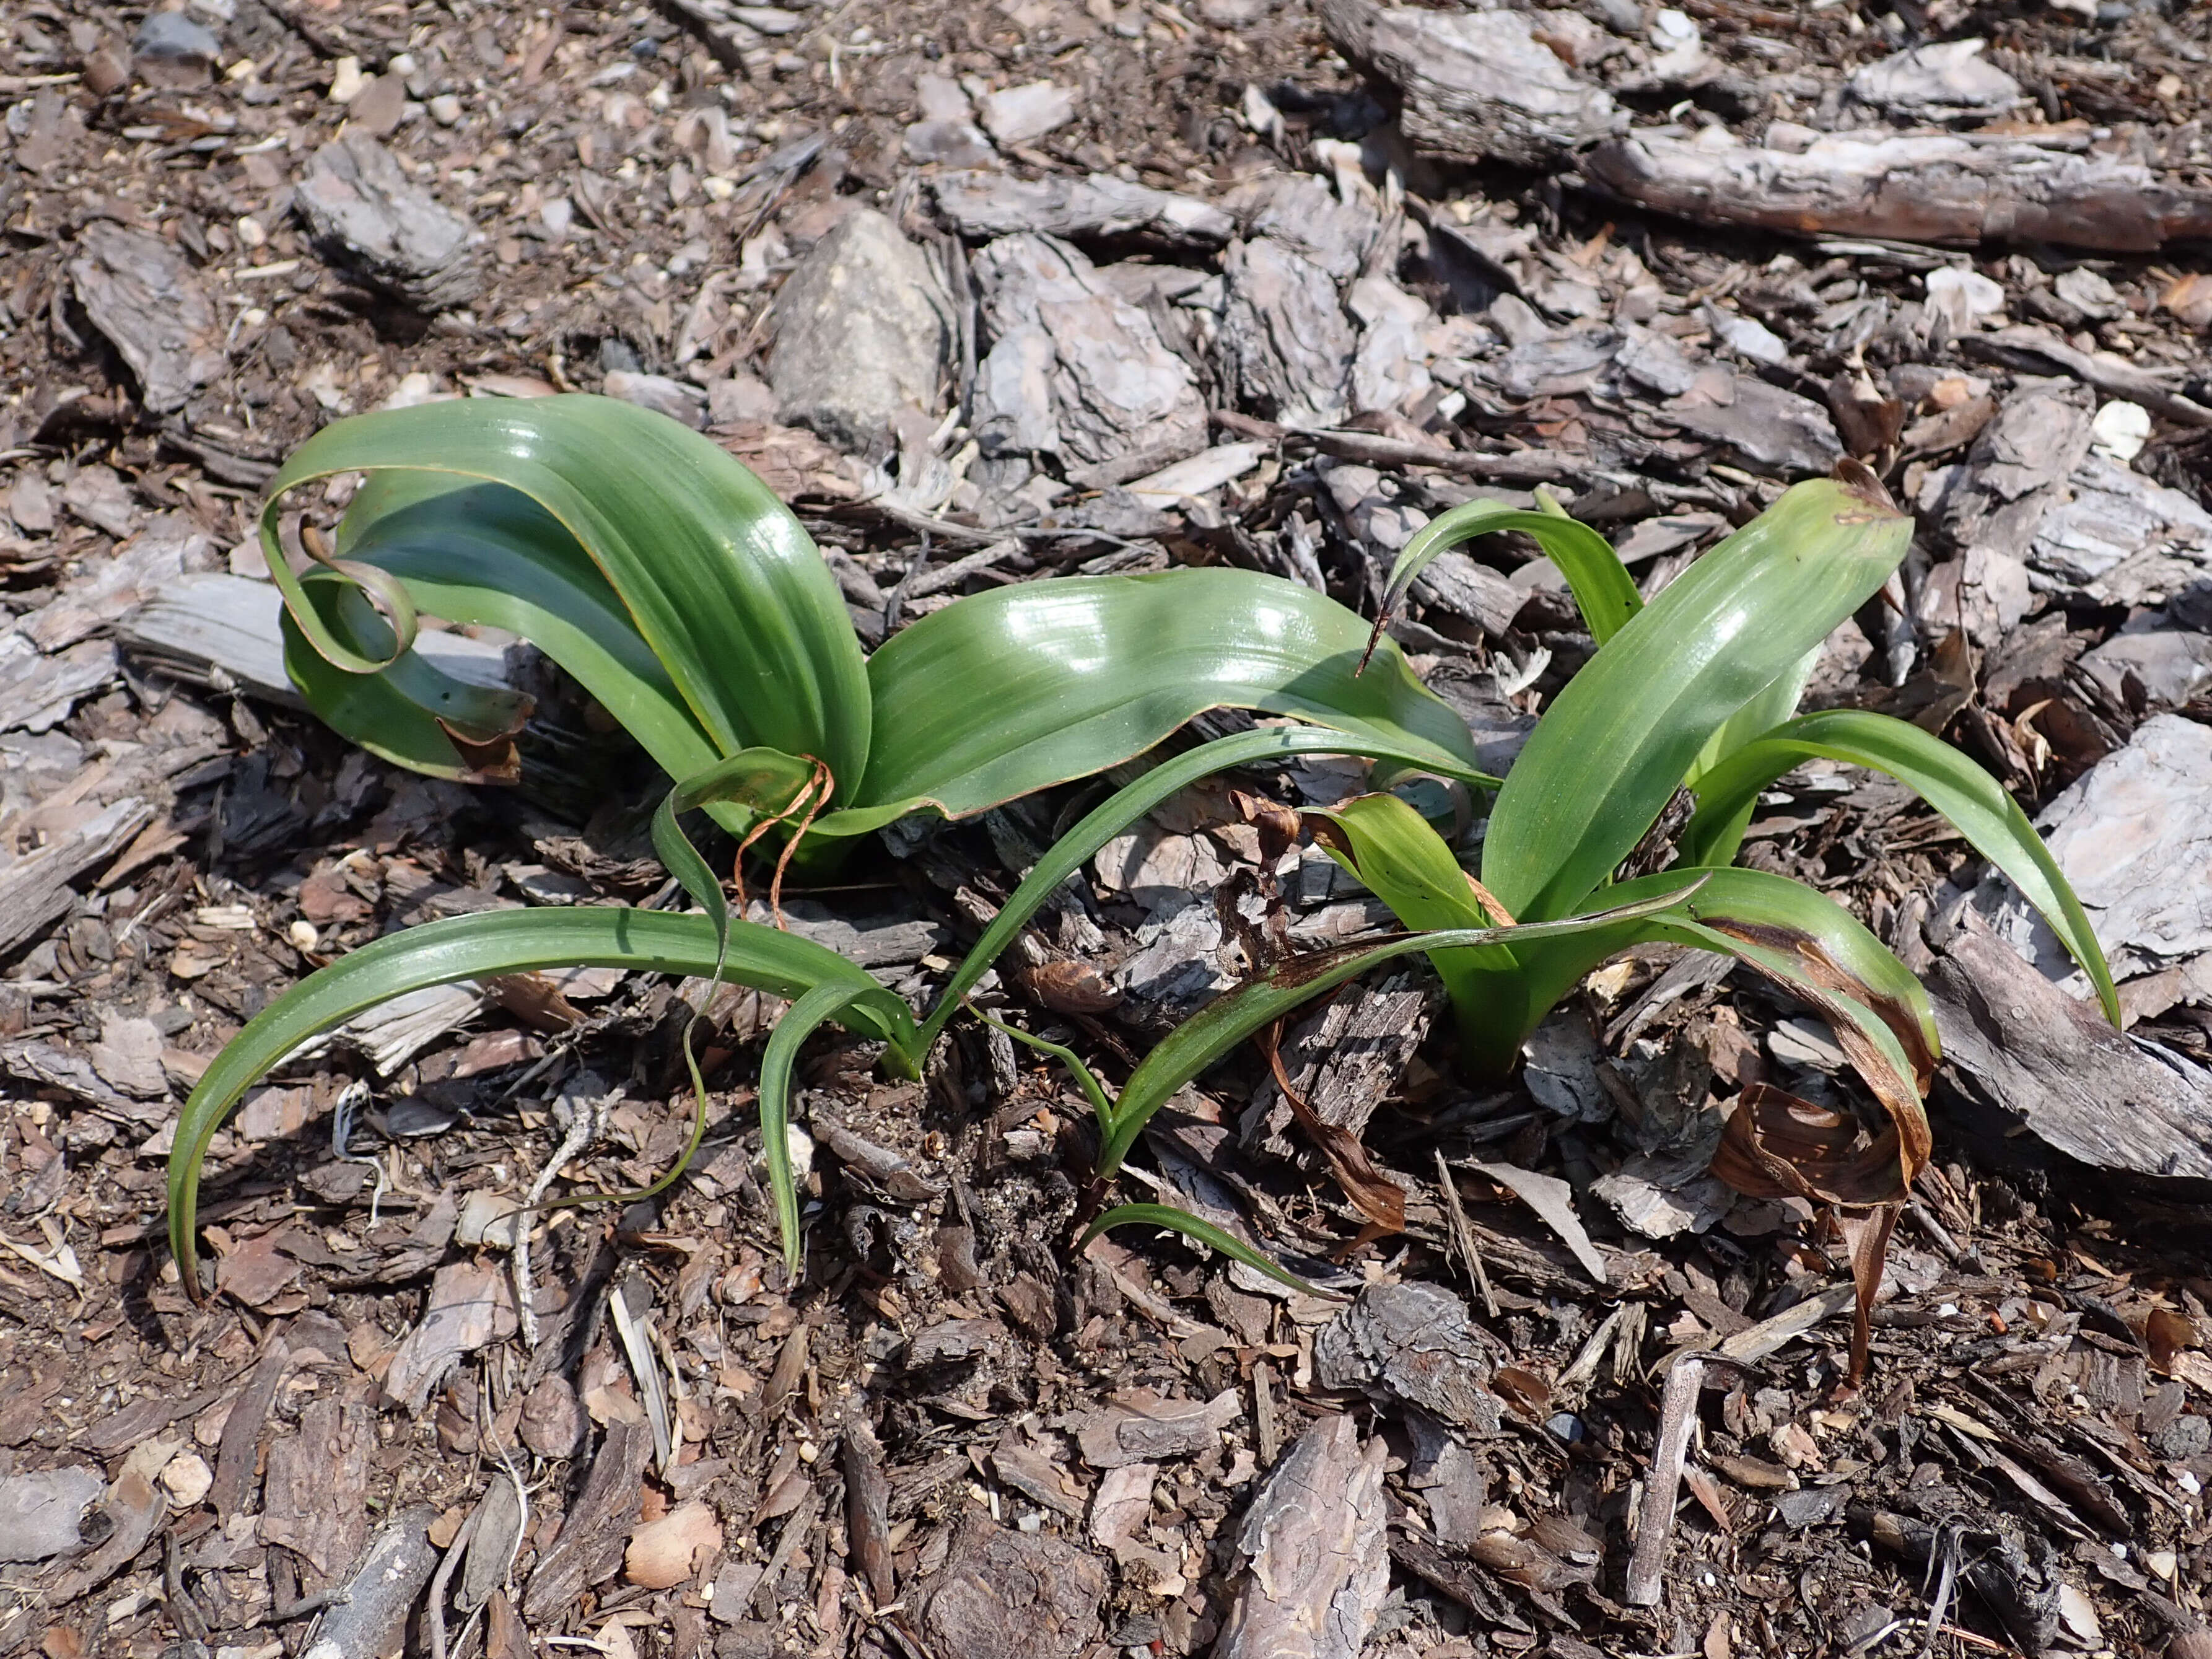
top-left (1929, 913), bottom-right (2212, 1181)
top-left (69, 221), bottom-right (225, 413)
top-left (1215, 1414), bottom-right (1389, 1659)
top-left (1586, 130), bottom-right (2212, 253)
top-left (933, 169), bottom-right (1234, 247)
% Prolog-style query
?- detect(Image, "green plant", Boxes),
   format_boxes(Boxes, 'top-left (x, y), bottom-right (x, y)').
top-left (1292, 465), bottom-right (2115, 1373)
top-left (167, 394), bottom-right (1493, 1291)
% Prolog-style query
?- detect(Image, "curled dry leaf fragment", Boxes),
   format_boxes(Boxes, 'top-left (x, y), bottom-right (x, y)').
top-left (625, 1499), bottom-right (724, 1590)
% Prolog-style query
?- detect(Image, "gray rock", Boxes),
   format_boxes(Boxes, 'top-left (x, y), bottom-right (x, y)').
top-left (134, 10), bottom-right (222, 67)
top-left (769, 209), bottom-right (955, 454)
top-left (0, 1466), bottom-right (105, 1562)
top-left (969, 234), bottom-right (1207, 484)
top-left (2079, 621), bottom-right (2212, 709)
top-left (904, 120), bottom-right (994, 166)
top-left (296, 132), bottom-right (483, 311)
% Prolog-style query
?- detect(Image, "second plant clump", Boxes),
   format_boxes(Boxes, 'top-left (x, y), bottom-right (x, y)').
top-left (165, 396), bottom-right (2112, 1374)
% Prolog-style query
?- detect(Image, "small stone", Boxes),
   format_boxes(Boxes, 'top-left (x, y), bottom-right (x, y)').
top-left (979, 81), bottom-right (1078, 147)
top-left (428, 93), bottom-right (463, 126)
top-left (160, 1451), bottom-right (214, 1508)
top-left (329, 55), bottom-right (365, 102)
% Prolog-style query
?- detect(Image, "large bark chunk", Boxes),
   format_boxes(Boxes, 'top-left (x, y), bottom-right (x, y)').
top-left (768, 208), bottom-right (955, 453)
top-left (1586, 131), bottom-right (2212, 253)
top-left (297, 132), bottom-right (483, 309)
top-left (1215, 1415), bottom-right (1389, 1659)
top-left (69, 221), bottom-right (225, 413)
top-left (917, 1515), bottom-right (1107, 1659)
top-left (971, 234), bottom-right (1207, 486)
top-left (1320, 0), bottom-right (1621, 167)
top-left (932, 170), bottom-right (1233, 247)
top-left (1220, 237), bottom-right (1355, 431)
top-left (1930, 909), bottom-right (2212, 1180)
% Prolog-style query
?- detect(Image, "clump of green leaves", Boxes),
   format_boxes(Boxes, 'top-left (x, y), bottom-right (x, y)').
top-left (166, 394), bottom-right (1490, 1290)
top-left (1291, 464), bottom-right (2114, 1373)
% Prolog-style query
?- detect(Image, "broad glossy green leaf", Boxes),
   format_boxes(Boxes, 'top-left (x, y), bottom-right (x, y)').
top-left (1081, 1204), bottom-right (1338, 1297)
top-left (852, 569), bottom-right (1483, 825)
top-left (310, 471), bottom-right (728, 791)
top-left (1678, 708), bottom-right (2119, 1023)
top-left (914, 726), bottom-right (1502, 1049)
top-left (1685, 644), bottom-right (1818, 789)
top-left (1095, 887), bottom-right (1700, 1176)
top-left (281, 571), bottom-right (533, 781)
top-left (1376, 494), bottom-right (1643, 648)
top-left (167, 906), bottom-right (917, 1292)
top-left (261, 395), bottom-right (872, 790)
top-left (1484, 471), bottom-right (1910, 921)
top-left (758, 982), bottom-right (879, 1271)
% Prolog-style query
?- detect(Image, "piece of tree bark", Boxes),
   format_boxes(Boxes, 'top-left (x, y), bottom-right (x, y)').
top-left (296, 131), bottom-right (483, 310)
top-left (1585, 131), bottom-right (2212, 253)
top-left (300, 1505), bottom-right (441, 1659)
top-left (0, 797), bottom-right (153, 961)
top-left (524, 1417), bottom-right (654, 1621)
top-left (69, 221), bottom-right (225, 413)
top-left (1928, 912), bottom-right (2212, 1180)
top-left (1247, 971), bottom-right (1436, 1153)
top-left (1320, 0), bottom-right (1620, 169)
top-left (1215, 1414), bottom-right (1389, 1659)
top-left (932, 170), bottom-right (1235, 248)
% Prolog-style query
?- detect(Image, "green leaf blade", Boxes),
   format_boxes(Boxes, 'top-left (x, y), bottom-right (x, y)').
top-left (262, 395), bottom-right (872, 790)
top-left (855, 569), bottom-right (1483, 820)
top-left (167, 907), bottom-right (916, 1293)
top-left (1095, 885), bottom-right (1702, 1176)
top-left (1081, 1203), bottom-right (1340, 1298)
top-left (1483, 473), bottom-right (1910, 922)
top-left (1679, 707), bottom-right (2118, 1023)
top-left (914, 726), bottom-right (1502, 1050)
top-left (1383, 496), bottom-right (1643, 646)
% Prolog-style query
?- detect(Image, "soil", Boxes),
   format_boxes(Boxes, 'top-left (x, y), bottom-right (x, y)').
top-left (6, 1), bottom-right (2212, 1658)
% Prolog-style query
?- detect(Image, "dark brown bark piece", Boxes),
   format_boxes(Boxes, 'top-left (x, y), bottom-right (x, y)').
top-left (523, 1416), bottom-right (654, 1621)
top-left (916, 1515), bottom-right (1107, 1659)
top-left (260, 1393), bottom-right (375, 1590)
top-left (1314, 1282), bottom-right (1506, 1436)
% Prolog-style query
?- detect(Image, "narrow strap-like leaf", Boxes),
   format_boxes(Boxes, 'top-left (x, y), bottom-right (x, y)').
top-left (1484, 471), bottom-right (1910, 922)
top-left (167, 907), bottom-right (916, 1295)
top-left (1677, 707), bottom-right (2119, 1024)
top-left (914, 727), bottom-right (1502, 1049)
top-left (758, 981), bottom-right (875, 1272)
top-left (1093, 884), bottom-right (1703, 1178)
top-left (1367, 492), bottom-right (1643, 656)
top-left (1081, 1203), bottom-right (1341, 1298)
top-left (967, 1004), bottom-right (1116, 1129)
